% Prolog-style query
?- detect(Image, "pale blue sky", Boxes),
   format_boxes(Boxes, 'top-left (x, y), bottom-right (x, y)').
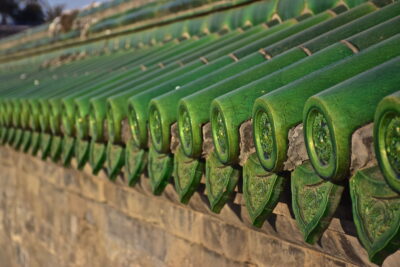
top-left (47, 0), bottom-right (107, 10)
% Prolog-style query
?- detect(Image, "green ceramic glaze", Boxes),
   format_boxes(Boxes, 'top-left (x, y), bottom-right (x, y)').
top-left (21, 130), bottom-right (32, 153)
top-left (243, 154), bottom-right (286, 227)
top-left (75, 138), bottom-right (90, 170)
top-left (149, 12), bottom-right (334, 154)
top-left (0, 3), bottom-right (397, 265)
top-left (210, 4), bottom-right (400, 164)
top-left (16, 51), bottom-right (134, 132)
top-left (12, 128), bottom-right (23, 150)
top-left (41, 133), bottom-right (52, 160)
top-left (60, 40), bottom-right (193, 138)
top-left (106, 142), bottom-right (125, 181)
top-left (148, 146), bottom-right (174, 195)
top-left (350, 166), bottom-right (400, 264)
top-left (88, 35), bottom-right (229, 143)
top-left (374, 91), bottom-right (400, 193)
top-left (50, 136), bottom-right (62, 162)
top-left (6, 127), bottom-right (15, 145)
top-left (253, 34), bottom-right (400, 173)
top-left (277, 0), bottom-right (306, 20)
top-left (125, 140), bottom-right (148, 186)
top-left (89, 141), bottom-right (107, 175)
top-left (205, 151), bottom-right (240, 213)
top-left (173, 147), bottom-right (205, 204)
top-left (304, 56), bottom-right (400, 181)
top-left (30, 132), bottom-right (41, 156)
top-left (106, 27), bottom-right (274, 144)
top-left (0, 127), bottom-right (8, 145)
top-left (292, 161), bottom-right (344, 244)
top-left (61, 136), bottom-right (75, 167)
top-left (60, 42), bottom-right (181, 137)
top-left (128, 21), bottom-right (296, 150)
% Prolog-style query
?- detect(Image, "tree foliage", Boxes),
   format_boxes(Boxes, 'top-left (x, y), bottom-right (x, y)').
top-left (0, 0), bottom-right (64, 25)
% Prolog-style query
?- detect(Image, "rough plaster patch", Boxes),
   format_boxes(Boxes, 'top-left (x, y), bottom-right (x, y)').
top-left (103, 120), bottom-right (109, 141)
top-left (121, 118), bottom-right (131, 143)
top-left (201, 123), bottom-right (213, 158)
top-left (350, 123), bottom-right (376, 174)
top-left (147, 128), bottom-right (152, 148)
top-left (239, 120), bottom-right (255, 166)
top-left (284, 124), bottom-right (308, 171)
top-left (60, 123), bottom-right (66, 136)
top-left (170, 123), bottom-right (179, 154)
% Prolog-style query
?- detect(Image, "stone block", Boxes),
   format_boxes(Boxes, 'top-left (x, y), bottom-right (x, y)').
top-left (0, 146), bottom-right (398, 266)
top-left (248, 230), bottom-right (307, 266)
top-left (79, 172), bottom-right (106, 202)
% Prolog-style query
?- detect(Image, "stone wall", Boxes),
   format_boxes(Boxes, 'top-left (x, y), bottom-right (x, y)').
top-left (0, 146), bottom-right (398, 267)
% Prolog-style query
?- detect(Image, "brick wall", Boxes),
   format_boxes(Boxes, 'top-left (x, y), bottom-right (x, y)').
top-left (0, 146), bottom-right (398, 267)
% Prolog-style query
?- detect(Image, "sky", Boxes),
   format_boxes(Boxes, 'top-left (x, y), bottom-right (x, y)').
top-left (47, 0), bottom-right (108, 10)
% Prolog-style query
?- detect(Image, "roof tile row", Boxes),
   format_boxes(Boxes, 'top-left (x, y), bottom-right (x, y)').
top-left (0, 0), bottom-right (399, 264)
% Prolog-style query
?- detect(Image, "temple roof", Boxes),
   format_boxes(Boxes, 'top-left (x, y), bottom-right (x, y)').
top-left (0, 0), bottom-right (399, 264)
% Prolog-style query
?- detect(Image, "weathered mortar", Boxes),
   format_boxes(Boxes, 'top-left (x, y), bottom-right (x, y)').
top-left (202, 122), bottom-right (213, 157)
top-left (350, 123), bottom-right (376, 174)
top-left (236, 121), bottom-right (377, 173)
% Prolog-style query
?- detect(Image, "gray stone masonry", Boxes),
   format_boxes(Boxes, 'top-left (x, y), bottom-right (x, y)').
top-left (0, 146), bottom-right (398, 266)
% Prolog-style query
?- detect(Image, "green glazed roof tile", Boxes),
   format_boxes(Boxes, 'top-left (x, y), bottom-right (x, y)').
top-left (0, 1), bottom-right (398, 264)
